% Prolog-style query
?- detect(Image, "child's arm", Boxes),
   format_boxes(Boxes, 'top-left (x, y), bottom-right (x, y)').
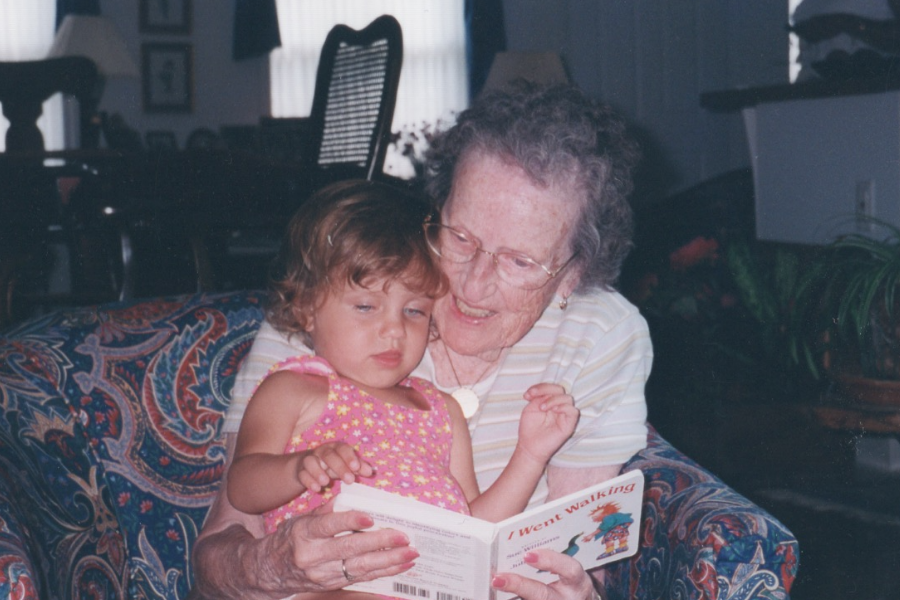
top-left (227, 370), bottom-right (373, 515)
top-left (448, 383), bottom-right (579, 522)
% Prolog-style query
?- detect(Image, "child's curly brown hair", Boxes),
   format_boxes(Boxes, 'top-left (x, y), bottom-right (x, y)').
top-left (267, 180), bottom-right (448, 346)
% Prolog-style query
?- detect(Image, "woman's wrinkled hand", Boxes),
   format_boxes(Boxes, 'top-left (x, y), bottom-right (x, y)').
top-left (491, 549), bottom-right (599, 600)
top-left (262, 504), bottom-right (420, 593)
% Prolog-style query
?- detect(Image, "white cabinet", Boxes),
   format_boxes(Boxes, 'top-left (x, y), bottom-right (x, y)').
top-left (748, 92), bottom-right (900, 245)
top-left (702, 81), bottom-right (900, 245)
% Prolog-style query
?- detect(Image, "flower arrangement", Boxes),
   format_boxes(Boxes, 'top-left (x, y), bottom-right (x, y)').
top-left (386, 118), bottom-right (452, 183)
top-left (626, 233), bottom-right (813, 404)
top-left (632, 235), bottom-right (743, 346)
top-left (633, 236), bottom-right (737, 324)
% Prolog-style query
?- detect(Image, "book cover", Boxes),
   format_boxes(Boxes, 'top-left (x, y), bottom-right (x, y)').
top-left (333, 469), bottom-right (644, 600)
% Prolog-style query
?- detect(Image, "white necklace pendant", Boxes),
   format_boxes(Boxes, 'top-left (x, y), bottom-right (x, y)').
top-left (451, 386), bottom-right (480, 418)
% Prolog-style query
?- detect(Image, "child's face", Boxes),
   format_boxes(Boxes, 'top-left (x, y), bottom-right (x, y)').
top-left (307, 276), bottom-right (435, 391)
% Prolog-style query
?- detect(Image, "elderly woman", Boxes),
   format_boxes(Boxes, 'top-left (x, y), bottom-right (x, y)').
top-left (190, 82), bottom-right (651, 600)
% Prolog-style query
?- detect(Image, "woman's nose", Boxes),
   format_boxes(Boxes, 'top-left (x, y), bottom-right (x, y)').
top-left (458, 250), bottom-right (497, 299)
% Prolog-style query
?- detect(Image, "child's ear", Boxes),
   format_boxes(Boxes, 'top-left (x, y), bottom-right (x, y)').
top-left (292, 304), bottom-right (312, 332)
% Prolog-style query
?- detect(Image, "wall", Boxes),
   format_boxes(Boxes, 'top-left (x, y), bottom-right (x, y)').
top-left (98, 0), bottom-right (789, 200)
top-left (502, 0), bottom-right (789, 204)
top-left (99, 0), bottom-right (269, 149)
top-left (751, 92), bottom-right (900, 244)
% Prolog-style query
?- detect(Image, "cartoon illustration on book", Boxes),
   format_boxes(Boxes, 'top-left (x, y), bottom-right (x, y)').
top-left (582, 501), bottom-right (634, 558)
top-left (561, 533), bottom-right (583, 557)
top-left (539, 533), bottom-right (584, 573)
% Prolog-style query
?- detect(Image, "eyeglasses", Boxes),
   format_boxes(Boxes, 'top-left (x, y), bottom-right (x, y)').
top-left (423, 220), bottom-right (577, 290)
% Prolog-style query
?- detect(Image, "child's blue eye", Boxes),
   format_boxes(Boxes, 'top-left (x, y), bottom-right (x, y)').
top-left (404, 307), bottom-right (426, 317)
top-left (355, 304), bottom-right (374, 312)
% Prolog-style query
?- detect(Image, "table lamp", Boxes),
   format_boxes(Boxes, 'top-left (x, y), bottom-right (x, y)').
top-left (481, 51), bottom-right (569, 94)
top-left (46, 15), bottom-right (138, 148)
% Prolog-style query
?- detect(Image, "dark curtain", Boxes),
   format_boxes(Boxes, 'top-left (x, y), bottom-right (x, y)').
top-left (233, 0), bottom-right (282, 61)
top-left (465, 0), bottom-right (507, 100)
top-left (56, 0), bottom-right (101, 28)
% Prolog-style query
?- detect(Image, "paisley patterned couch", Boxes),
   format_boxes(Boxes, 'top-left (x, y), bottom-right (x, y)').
top-left (0, 291), bottom-right (798, 599)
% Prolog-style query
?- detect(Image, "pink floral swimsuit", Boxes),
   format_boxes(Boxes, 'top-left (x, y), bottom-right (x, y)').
top-left (260, 355), bottom-right (470, 534)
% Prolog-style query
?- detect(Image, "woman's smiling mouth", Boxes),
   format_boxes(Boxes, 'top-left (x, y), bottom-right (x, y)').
top-left (454, 296), bottom-right (493, 319)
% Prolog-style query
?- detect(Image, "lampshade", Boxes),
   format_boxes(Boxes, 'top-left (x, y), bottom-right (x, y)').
top-left (47, 15), bottom-right (139, 78)
top-left (482, 51), bottom-right (569, 93)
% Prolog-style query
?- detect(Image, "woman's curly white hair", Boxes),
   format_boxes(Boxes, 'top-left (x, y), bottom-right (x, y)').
top-left (425, 81), bottom-right (641, 291)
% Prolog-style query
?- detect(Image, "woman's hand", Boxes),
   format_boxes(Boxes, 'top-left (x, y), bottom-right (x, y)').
top-left (491, 549), bottom-right (599, 600)
top-left (518, 383), bottom-right (580, 464)
top-left (264, 503), bottom-right (418, 589)
top-left (191, 499), bottom-right (418, 600)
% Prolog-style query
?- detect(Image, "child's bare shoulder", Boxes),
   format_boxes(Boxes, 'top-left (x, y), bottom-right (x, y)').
top-left (251, 370), bottom-right (330, 410)
top-left (261, 369), bottom-right (329, 390)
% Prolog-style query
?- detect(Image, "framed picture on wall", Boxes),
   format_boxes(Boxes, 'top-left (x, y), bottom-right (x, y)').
top-left (140, 0), bottom-right (191, 35)
top-left (142, 43), bottom-right (193, 113)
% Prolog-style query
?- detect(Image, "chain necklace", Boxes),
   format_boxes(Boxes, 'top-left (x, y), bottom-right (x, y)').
top-left (440, 338), bottom-right (495, 418)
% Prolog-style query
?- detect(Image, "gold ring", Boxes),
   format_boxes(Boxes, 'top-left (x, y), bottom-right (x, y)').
top-left (341, 558), bottom-right (355, 582)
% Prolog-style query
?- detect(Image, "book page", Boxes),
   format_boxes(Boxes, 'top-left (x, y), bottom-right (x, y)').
top-left (334, 483), bottom-right (495, 600)
top-left (493, 470), bottom-right (644, 600)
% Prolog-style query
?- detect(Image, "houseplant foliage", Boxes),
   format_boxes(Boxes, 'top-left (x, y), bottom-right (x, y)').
top-left (626, 233), bottom-right (812, 406)
top-left (790, 219), bottom-right (900, 382)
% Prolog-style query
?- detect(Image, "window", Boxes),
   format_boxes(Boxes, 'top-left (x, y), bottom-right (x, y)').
top-left (0, 0), bottom-right (63, 151)
top-left (271, 0), bottom-right (469, 177)
top-left (788, 0), bottom-right (802, 82)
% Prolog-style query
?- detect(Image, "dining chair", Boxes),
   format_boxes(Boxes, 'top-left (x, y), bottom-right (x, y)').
top-left (306, 13), bottom-right (404, 182)
top-left (207, 14), bottom-right (404, 291)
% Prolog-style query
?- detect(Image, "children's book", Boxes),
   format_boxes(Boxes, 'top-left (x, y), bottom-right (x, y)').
top-left (333, 469), bottom-right (643, 600)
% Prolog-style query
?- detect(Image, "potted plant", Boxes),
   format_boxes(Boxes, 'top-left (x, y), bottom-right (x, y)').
top-left (790, 219), bottom-right (900, 405)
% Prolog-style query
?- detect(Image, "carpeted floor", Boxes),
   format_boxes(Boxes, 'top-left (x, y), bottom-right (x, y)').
top-left (649, 392), bottom-right (900, 599)
top-left (751, 474), bottom-right (900, 600)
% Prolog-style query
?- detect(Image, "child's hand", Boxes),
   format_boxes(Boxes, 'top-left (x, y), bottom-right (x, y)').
top-left (517, 383), bottom-right (580, 465)
top-left (297, 442), bottom-right (374, 493)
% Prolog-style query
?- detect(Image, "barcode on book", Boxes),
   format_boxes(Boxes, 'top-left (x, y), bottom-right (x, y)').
top-left (392, 583), bottom-right (430, 598)
top-left (436, 592), bottom-right (470, 600)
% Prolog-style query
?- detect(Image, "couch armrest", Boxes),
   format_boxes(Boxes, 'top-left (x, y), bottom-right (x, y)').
top-left (0, 324), bottom-right (132, 599)
top-left (602, 426), bottom-right (798, 600)
top-left (1, 291), bottom-right (265, 600)
top-left (0, 470), bottom-right (42, 600)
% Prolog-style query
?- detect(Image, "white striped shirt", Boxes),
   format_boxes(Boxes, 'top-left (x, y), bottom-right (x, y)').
top-left (223, 289), bottom-right (651, 508)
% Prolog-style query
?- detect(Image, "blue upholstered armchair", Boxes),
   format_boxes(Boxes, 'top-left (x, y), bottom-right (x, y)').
top-left (0, 291), bottom-right (797, 599)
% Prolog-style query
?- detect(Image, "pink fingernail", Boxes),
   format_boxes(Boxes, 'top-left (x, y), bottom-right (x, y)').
top-left (492, 576), bottom-right (507, 587)
top-left (357, 515), bottom-right (374, 528)
top-left (523, 552), bottom-right (538, 563)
